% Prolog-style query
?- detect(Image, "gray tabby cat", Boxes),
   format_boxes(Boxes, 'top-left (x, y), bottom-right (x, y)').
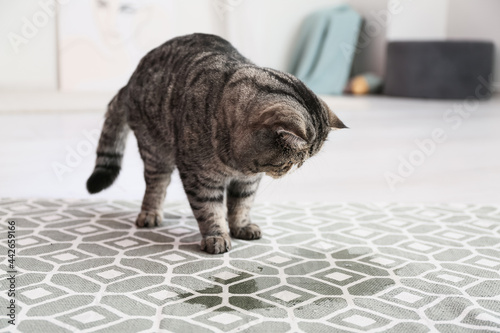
top-left (87, 33), bottom-right (346, 254)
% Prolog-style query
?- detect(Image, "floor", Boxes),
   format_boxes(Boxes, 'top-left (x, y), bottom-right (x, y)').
top-left (0, 93), bottom-right (499, 204)
top-left (3, 198), bottom-right (500, 333)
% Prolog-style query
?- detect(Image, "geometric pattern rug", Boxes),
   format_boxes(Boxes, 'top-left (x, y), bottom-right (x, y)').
top-left (1, 199), bottom-right (499, 333)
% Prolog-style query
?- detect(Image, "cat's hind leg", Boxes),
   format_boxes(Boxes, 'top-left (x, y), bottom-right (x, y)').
top-left (136, 144), bottom-right (174, 228)
top-left (227, 176), bottom-right (262, 240)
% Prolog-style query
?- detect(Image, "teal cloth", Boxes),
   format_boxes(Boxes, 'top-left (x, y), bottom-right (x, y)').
top-left (289, 5), bottom-right (362, 95)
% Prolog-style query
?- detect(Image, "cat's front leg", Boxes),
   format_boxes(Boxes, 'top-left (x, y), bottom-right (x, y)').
top-left (181, 172), bottom-right (231, 254)
top-left (227, 176), bottom-right (262, 240)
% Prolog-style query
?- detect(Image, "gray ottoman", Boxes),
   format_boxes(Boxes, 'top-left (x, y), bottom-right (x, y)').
top-left (384, 41), bottom-right (495, 99)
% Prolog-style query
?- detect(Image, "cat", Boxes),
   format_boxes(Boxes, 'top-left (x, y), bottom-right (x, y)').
top-left (86, 33), bottom-right (346, 254)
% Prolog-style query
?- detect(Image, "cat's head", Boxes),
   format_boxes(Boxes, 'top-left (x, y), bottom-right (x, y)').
top-left (231, 89), bottom-right (346, 178)
top-left (249, 97), bottom-right (345, 178)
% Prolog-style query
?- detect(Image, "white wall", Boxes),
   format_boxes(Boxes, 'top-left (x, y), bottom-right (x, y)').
top-left (0, 0), bottom-right (225, 92)
top-left (386, 0), bottom-right (449, 41)
top-left (0, 0), bottom-right (58, 91)
top-left (173, 0), bottom-right (225, 38)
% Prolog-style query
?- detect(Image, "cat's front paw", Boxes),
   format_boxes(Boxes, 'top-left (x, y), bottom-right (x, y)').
top-left (231, 223), bottom-right (261, 240)
top-left (201, 233), bottom-right (231, 254)
top-left (136, 210), bottom-right (163, 228)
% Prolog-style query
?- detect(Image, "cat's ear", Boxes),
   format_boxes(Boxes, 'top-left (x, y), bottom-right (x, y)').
top-left (277, 127), bottom-right (307, 150)
top-left (320, 99), bottom-right (348, 130)
top-left (328, 110), bottom-right (347, 129)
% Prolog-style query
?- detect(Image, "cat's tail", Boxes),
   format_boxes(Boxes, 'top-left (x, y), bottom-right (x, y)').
top-left (86, 90), bottom-right (130, 194)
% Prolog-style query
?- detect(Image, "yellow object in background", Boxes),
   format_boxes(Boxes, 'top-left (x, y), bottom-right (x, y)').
top-left (344, 72), bottom-right (382, 95)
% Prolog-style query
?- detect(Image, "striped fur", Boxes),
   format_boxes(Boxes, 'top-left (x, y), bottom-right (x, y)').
top-left (86, 92), bottom-right (129, 194)
top-left (87, 34), bottom-right (345, 254)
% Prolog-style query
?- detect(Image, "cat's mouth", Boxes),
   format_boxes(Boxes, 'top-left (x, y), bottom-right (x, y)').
top-left (265, 162), bottom-right (298, 178)
top-left (265, 171), bottom-right (286, 179)
top-left (258, 157), bottom-right (305, 178)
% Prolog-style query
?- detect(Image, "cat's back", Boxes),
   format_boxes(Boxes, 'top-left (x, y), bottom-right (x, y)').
top-left (134, 33), bottom-right (249, 77)
top-left (168, 33), bottom-right (245, 59)
top-left (123, 34), bottom-right (252, 141)
top-left (125, 34), bottom-right (250, 106)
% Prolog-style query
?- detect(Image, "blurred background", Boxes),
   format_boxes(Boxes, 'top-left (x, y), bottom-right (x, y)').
top-left (1, 0), bottom-right (499, 203)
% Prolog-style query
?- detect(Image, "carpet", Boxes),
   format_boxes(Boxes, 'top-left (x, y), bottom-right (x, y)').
top-left (1, 199), bottom-right (499, 333)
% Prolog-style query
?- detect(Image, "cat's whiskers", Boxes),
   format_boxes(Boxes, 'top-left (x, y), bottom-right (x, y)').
top-left (288, 163), bottom-right (300, 175)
